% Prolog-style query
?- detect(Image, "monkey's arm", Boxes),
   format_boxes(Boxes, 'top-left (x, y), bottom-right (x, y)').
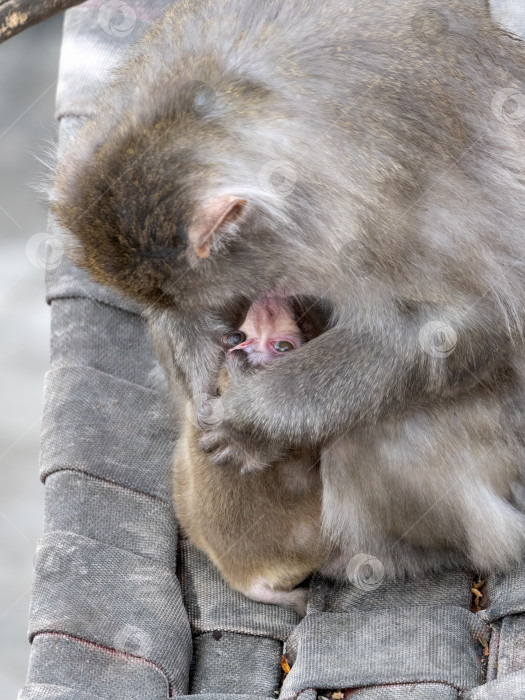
top-left (213, 306), bottom-right (509, 449)
top-left (147, 308), bottom-right (225, 400)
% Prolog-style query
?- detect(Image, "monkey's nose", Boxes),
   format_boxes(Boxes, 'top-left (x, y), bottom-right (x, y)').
top-left (228, 338), bottom-right (255, 354)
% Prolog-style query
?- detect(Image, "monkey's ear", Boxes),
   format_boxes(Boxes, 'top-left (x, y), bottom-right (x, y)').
top-left (188, 196), bottom-right (247, 258)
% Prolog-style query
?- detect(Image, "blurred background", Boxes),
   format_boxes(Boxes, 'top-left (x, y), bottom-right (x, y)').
top-left (0, 14), bottom-right (62, 697)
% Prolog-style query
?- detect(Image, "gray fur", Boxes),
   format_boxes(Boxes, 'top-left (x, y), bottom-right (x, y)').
top-left (53, 0), bottom-right (525, 577)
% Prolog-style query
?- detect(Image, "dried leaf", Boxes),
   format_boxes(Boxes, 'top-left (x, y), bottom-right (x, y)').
top-left (281, 655), bottom-right (291, 674)
top-left (471, 588), bottom-right (483, 601)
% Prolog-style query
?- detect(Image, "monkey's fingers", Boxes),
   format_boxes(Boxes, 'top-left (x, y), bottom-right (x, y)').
top-left (199, 420), bottom-right (280, 471)
top-left (240, 457), bottom-right (271, 474)
top-left (199, 423), bottom-right (251, 452)
top-left (199, 429), bottom-right (230, 454)
top-left (209, 446), bottom-right (243, 468)
top-left (198, 431), bottom-right (244, 467)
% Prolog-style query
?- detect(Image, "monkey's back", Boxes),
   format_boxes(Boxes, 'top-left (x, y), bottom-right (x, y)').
top-left (173, 419), bottom-right (326, 596)
top-left (54, 0), bottom-right (525, 321)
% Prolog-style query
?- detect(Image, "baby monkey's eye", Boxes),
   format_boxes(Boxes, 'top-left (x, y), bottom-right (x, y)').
top-left (222, 331), bottom-right (246, 348)
top-left (274, 340), bottom-right (294, 352)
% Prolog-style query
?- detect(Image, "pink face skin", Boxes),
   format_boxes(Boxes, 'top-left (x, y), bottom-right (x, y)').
top-left (228, 297), bottom-right (303, 366)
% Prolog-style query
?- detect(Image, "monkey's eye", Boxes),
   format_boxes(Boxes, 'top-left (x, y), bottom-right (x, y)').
top-left (274, 340), bottom-right (294, 352)
top-left (221, 331), bottom-right (246, 348)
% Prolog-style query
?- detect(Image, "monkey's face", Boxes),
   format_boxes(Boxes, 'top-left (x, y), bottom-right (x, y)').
top-left (227, 296), bottom-right (303, 366)
top-left (53, 123), bottom-right (297, 313)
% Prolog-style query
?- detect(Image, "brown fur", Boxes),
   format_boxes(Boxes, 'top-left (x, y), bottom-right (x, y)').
top-left (174, 299), bottom-right (330, 612)
top-left (174, 368), bottom-right (328, 615)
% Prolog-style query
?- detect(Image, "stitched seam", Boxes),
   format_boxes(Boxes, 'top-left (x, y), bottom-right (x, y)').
top-left (31, 630), bottom-right (174, 696)
top-left (42, 466), bottom-right (168, 503)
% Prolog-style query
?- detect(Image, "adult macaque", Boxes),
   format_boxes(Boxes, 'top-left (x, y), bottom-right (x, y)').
top-left (174, 296), bottom-right (328, 614)
top-left (53, 1), bottom-right (525, 576)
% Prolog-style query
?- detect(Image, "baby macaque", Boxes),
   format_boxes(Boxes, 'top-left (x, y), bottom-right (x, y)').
top-left (228, 296), bottom-right (305, 366)
top-left (173, 297), bottom-right (329, 615)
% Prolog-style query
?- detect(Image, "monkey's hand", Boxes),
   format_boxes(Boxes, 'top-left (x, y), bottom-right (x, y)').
top-left (209, 312), bottom-right (503, 451)
top-left (207, 327), bottom-right (391, 451)
top-left (198, 427), bottom-right (281, 473)
top-left (197, 352), bottom-right (286, 471)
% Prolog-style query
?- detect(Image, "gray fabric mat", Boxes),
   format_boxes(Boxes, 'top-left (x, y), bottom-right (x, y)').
top-left (49, 298), bottom-right (156, 385)
top-left (26, 634), bottom-right (171, 698)
top-left (40, 366), bottom-right (175, 498)
top-left (20, 685), bottom-right (113, 700)
top-left (44, 471), bottom-right (178, 567)
top-left (190, 633), bottom-right (284, 695)
top-left (337, 686), bottom-right (459, 700)
top-left (179, 535), bottom-right (302, 640)
top-left (19, 1), bottom-right (525, 698)
top-left (463, 670), bottom-right (525, 699)
top-left (479, 564), bottom-right (525, 621)
top-left (281, 609), bottom-right (487, 696)
top-left (29, 531), bottom-right (192, 690)
top-left (309, 570), bottom-right (473, 611)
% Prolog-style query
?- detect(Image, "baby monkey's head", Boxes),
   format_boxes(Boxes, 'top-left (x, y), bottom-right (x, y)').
top-left (227, 296), bottom-right (305, 366)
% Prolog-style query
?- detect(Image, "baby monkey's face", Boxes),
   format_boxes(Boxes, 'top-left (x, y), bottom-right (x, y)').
top-left (228, 296), bottom-right (303, 366)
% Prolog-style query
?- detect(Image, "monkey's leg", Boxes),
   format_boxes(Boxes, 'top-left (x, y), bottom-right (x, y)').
top-left (224, 560), bottom-right (317, 618)
top-left (240, 580), bottom-right (308, 617)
